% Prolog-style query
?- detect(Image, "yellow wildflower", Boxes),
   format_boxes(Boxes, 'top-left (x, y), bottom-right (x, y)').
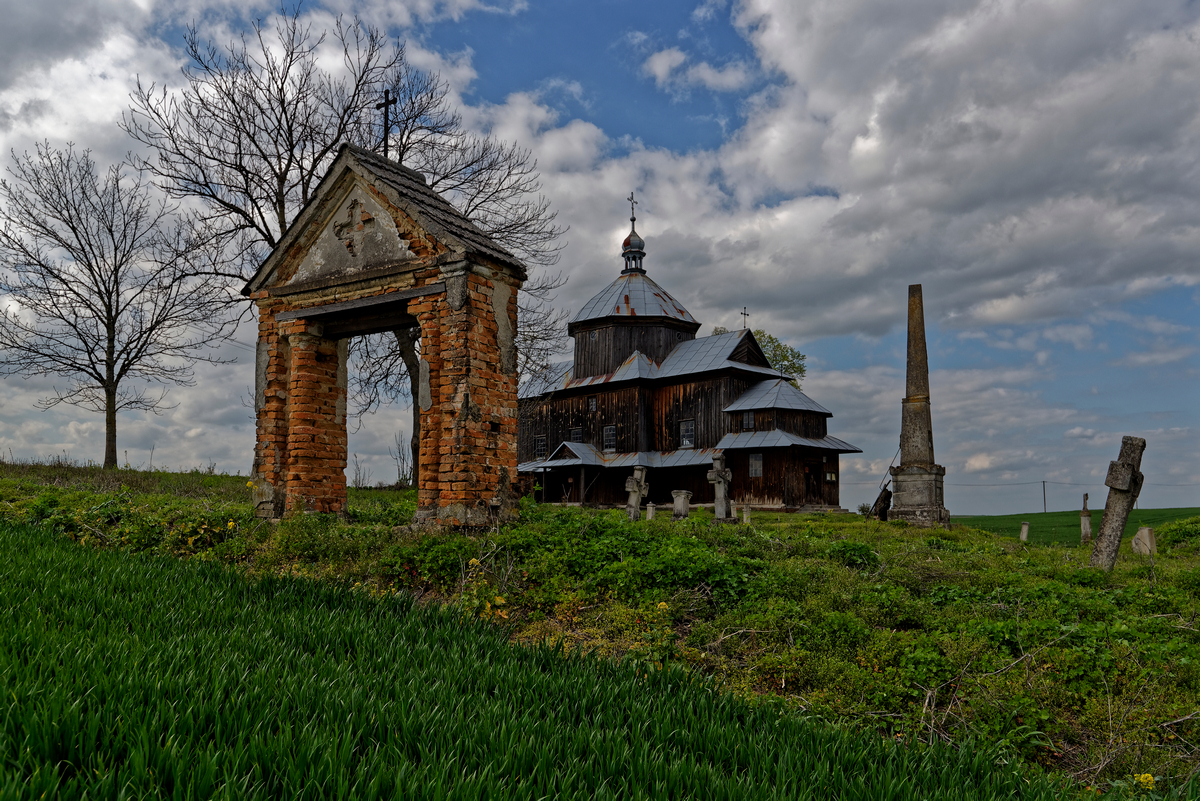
top-left (246, 481), bottom-right (254, 487)
top-left (657, 602), bottom-right (669, 610)
top-left (227, 521), bottom-right (235, 529)
top-left (1134, 774), bottom-right (1155, 790)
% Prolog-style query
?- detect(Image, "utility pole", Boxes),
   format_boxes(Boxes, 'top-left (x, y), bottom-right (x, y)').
top-left (376, 89), bottom-right (398, 159)
top-left (1043, 480), bottom-right (1047, 514)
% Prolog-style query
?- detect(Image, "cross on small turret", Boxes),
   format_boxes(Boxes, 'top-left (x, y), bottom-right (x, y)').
top-left (627, 191), bottom-right (637, 220)
top-left (741, 306), bottom-right (750, 328)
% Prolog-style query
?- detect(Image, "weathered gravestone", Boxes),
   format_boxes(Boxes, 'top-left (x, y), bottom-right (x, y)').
top-left (625, 467), bottom-right (649, 522)
top-left (1020, 521), bottom-right (1029, 542)
top-left (645, 502), bottom-right (656, 520)
top-left (672, 490), bottom-right (692, 521)
top-left (743, 506), bottom-right (751, 526)
top-left (1089, 436), bottom-right (1147, 571)
top-left (1132, 527), bottom-right (1157, 556)
top-left (707, 454), bottom-right (733, 520)
top-left (1080, 493), bottom-right (1093, 546)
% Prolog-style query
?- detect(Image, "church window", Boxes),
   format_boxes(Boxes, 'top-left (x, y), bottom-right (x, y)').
top-left (742, 411), bottom-right (755, 430)
top-left (588, 396), bottom-right (598, 412)
top-left (825, 472), bottom-right (837, 482)
top-left (603, 425), bottom-right (616, 451)
top-left (534, 436), bottom-right (547, 459)
top-left (570, 428), bottom-right (583, 443)
top-left (679, 419), bottom-right (695, 449)
top-left (749, 453), bottom-right (763, 478)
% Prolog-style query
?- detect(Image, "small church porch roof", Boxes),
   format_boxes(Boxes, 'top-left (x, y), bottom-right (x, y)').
top-left (518, 442), bottom-right (722, 473)
top-left (723, 378), bottom-right (832, 416)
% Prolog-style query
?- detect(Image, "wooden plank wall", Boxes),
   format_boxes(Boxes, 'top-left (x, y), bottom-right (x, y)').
top-left (572, 323), bottom-right (695, 377)
top-left (652, 377), bottom-right (755, 450)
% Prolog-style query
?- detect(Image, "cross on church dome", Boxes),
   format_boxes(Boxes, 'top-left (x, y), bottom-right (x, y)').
top-left (621, 191), bottom-right (646, 274)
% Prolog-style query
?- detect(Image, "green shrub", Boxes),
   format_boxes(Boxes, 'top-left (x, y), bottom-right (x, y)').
top-left (1158, 515), bottom-right (1200, 547)
top-left (827, 540), bottom-right (880, 571)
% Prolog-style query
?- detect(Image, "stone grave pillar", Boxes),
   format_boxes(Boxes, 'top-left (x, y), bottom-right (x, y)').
top-left (1132, 527), bottom-right (1157, 556)
top-left (671, 490), bottom-right (692, 521)
top-left (1020, 521), bottom-right (1029, 542)
top-left (1089, 436), bottom-right (1147, 571)
top-left (707, 453), bottom-right (733, 520)
top-left (625, 466), bottom-right (649, 522)
top-left (1080, 493), bottom-right (1093, 546)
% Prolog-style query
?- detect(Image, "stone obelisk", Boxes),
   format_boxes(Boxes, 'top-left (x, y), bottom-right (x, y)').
top-left (889, 284), bottom-right (950, 527)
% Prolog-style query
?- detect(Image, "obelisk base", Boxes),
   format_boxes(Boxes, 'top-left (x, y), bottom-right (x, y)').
top-left (889, 464), bottom-right (949, 527)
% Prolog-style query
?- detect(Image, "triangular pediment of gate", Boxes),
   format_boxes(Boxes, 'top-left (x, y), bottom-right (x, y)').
top-left (242, 144), bottom-right (526, 297)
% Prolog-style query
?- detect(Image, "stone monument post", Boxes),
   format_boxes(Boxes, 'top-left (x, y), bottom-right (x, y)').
top-left (889, 285), bottom-right (950, 527)
top-left (624, 467), bottom-right (649, 522)
top-left (1132, 527), bottom-right (1157, 556)
top-left (1089, 436), bottom-right (1146, 571)
top-left (1080, 493), bottom-right (1093, 546)
top-left (707, 454), bottom-right (733, 520)
top-left (1020, 521), bottom-right (1029, 542)
top-left (671, 490), bottom-right (692, 521)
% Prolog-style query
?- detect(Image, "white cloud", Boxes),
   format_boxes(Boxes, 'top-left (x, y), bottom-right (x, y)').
top-left (1112, 346), bottom-right (1197, 368)
top-left (643, 48), bottom-right (688, 88)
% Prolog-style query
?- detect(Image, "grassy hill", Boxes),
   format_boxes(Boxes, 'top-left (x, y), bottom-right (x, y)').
top-left (2, 520), bottom-right (1073, 800)
top-left (2, 459), bottom-right (1199, 797)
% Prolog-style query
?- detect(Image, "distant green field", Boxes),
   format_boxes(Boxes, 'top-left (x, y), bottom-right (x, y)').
top-left (952, 507), bottom-right (1200, 546)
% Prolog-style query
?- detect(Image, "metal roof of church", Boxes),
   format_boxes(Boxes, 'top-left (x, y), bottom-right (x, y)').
top-left (715, 431), bottom-right (862, 453)
top-left (723, 378), bottom-right (832, 415)
top-left (517, 330), bottom-right (785, 399)
top-left (570, 271), bottom-right (696, 325)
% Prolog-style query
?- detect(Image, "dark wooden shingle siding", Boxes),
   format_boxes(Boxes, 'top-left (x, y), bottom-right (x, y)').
top-left (572, 322), bottom-right (696, 378)
top-left (734, 409), bottom-right (828, 439)
top-left (652, 377), bottom-right (754, 450)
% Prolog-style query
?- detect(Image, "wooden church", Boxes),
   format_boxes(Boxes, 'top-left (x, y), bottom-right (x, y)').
top-left (517, 206), bottom-right (860, 510)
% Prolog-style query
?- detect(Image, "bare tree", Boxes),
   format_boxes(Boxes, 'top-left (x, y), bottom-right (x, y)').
top-left (124, 6), bottom-right (569, 470)
top-left (0, 143), bottom-right (238, 468)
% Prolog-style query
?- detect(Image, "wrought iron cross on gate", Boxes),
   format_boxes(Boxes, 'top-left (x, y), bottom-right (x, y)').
top-left (376, 89), bottom-right (398, 159)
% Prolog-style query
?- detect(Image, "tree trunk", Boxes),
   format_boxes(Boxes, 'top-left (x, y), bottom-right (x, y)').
top-left (393, 327), bottom-right (422, 481)
top-left (103, 386), bottom-right (118, 469)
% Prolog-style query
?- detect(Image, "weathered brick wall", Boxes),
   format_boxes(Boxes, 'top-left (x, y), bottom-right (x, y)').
top-left (417, 264), bottom-right (520, 526)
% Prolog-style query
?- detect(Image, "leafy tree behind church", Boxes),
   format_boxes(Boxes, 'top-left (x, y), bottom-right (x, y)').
top-left (712, 326), bottom-right (806, 385)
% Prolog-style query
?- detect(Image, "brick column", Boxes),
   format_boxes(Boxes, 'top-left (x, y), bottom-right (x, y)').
top-left (283, 328), bottom-right (348, 514)
top-left (419, 263), bottom-right (519, 526)
top-left (251, 305), bottom-right (289, 518)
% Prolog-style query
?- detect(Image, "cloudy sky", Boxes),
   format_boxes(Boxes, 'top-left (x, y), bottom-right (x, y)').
top-left (0, 0), bottom-right (1197, 515)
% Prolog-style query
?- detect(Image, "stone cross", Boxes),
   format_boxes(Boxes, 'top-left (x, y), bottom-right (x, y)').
top-left (1080, 492), bottom-right (1093, 546)
top-left (624, 466), bottom-right (649, 522)
top-left (1132, 527), bottom-right (1157, 556)
top-left (671, 490), bottom-right (692, 521)
top-left (707, 453), bottom-right (733, 520)
top-left (1089, 436), bottom-right (1147, 571)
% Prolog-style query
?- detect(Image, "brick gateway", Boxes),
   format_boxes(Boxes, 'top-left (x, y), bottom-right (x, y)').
top-left (242, 145), bottom-right (524, 526)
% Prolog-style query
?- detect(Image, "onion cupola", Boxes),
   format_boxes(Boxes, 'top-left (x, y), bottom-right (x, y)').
top-left (567, 193), bottom-right (701, 377)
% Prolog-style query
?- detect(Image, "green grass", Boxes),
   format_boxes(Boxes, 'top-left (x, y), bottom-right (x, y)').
top-left (3, 461), bottom-right (1200, 796)
top-left (952, 507), bottom-right (1200, 546)
top-left (0, 521), bottom-right (1077, 800)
